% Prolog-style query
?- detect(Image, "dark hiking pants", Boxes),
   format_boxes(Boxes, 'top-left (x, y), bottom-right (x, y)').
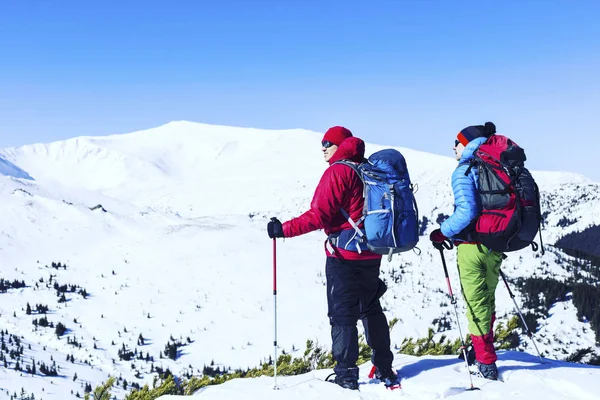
top-left (326, 256), bottom-right (393, 382)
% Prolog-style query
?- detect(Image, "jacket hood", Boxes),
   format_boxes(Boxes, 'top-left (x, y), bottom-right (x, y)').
top-left (460, 136), bottom-right (488, 163)
top-left (328, 137), bottom-right (365, 165)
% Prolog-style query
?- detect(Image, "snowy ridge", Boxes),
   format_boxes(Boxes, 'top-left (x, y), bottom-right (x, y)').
top-left (0, 137), bottom-right (173, 191)
top-left (0, 121), bottom-right (599, 399)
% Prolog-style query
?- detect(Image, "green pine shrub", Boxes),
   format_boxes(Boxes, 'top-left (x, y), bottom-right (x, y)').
top-left (92, 317), bottom-right (521, 399)
top-left (398, 316), bottom-right (521, 356)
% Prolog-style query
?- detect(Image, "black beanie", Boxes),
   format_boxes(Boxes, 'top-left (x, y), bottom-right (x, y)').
top-left (457, 122), bottom-right (496, 146)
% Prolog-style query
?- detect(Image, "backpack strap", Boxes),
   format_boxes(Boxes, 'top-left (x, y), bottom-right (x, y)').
top-left (333, 160), bottom-right (366, 223)
top-left (340, 208), bottom-right (365, 238)
top-left (463, 159), bottom-right (476, 177)
top-left (328, 227), bottom-right (368, 254)
top-left (333, 160), bottom-right (363, 180)
top-left (331, 160), bottom-right (367, 253)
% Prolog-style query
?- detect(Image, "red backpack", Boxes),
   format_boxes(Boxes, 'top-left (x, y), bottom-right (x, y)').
top-left (466, 135), bottom-right (544, 253)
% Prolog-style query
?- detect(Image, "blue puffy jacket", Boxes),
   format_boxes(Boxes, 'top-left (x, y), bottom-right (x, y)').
top-left (440, 137), bottom-right (488, 239)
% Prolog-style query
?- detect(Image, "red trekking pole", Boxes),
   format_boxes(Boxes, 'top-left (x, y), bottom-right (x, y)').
top-left (272, 231), bottom-right (279, 390)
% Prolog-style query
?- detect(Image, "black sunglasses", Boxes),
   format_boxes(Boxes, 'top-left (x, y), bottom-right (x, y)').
top-left (454, 139), bottom-right (460, 147)
top-left (322, 140), bottom-right (335, 148)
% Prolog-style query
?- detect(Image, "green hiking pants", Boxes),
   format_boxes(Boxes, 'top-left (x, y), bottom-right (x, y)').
top-left (457, 244), bottom-right (503, 336)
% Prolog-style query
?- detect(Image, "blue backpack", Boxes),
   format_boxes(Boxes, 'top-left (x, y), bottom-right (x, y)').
top-left (333, 149), bottom-right (419, 261)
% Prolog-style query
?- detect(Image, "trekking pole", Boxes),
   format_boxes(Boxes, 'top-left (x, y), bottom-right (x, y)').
top-left (272, 233), bottom-right (279, 390)
top-left (499, 269), bottom-right (544, 363)
top-left (437, 240), bottom-right (479, 391)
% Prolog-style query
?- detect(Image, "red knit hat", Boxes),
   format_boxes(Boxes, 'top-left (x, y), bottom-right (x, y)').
top-left (322, 126), bottom-right (353, 146)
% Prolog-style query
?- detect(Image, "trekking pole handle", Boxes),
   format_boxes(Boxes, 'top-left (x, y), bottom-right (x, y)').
top-left (442, 239), bottom-right (454, 250)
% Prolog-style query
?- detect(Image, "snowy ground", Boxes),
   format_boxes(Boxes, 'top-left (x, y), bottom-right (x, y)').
top-left (157, 351), bottom-right (600, 399)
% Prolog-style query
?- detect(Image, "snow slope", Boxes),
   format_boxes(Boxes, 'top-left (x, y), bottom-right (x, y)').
top-left (157, 351), bottom-right (600, 400)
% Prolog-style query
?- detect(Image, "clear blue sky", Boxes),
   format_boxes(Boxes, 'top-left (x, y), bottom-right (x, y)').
top-left (1, 0), bottom-right (599, 178)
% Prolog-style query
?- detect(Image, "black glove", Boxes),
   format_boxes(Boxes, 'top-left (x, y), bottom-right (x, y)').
top-left (267, 217), bottom-right (284, 239)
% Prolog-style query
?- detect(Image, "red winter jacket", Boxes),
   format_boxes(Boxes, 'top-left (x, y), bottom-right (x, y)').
top-left (282, 137), bottom-right (381, 261)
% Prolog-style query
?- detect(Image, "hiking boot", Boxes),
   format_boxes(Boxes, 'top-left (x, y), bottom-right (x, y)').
top-left (475, 360), bottom-right (498, 380)
top-left (368, 366), bottom-right (401, 389)
top-left (325, 369), bottom-right (359, 391)
top-left (458, 345), bottom-right (476, 366)
top-left (333, 376), bottom-right (359, 390)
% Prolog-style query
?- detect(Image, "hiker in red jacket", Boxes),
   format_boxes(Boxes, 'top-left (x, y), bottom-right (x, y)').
top-left (267, 126), bottom-right (399, 390)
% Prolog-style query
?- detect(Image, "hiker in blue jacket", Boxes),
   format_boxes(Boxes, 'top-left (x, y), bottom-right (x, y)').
top-left (430, 122), bottom-right (503, 380)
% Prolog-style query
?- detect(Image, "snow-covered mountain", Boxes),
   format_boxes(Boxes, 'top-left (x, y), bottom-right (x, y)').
top-left (0, 121), bottom-right (599, 399)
